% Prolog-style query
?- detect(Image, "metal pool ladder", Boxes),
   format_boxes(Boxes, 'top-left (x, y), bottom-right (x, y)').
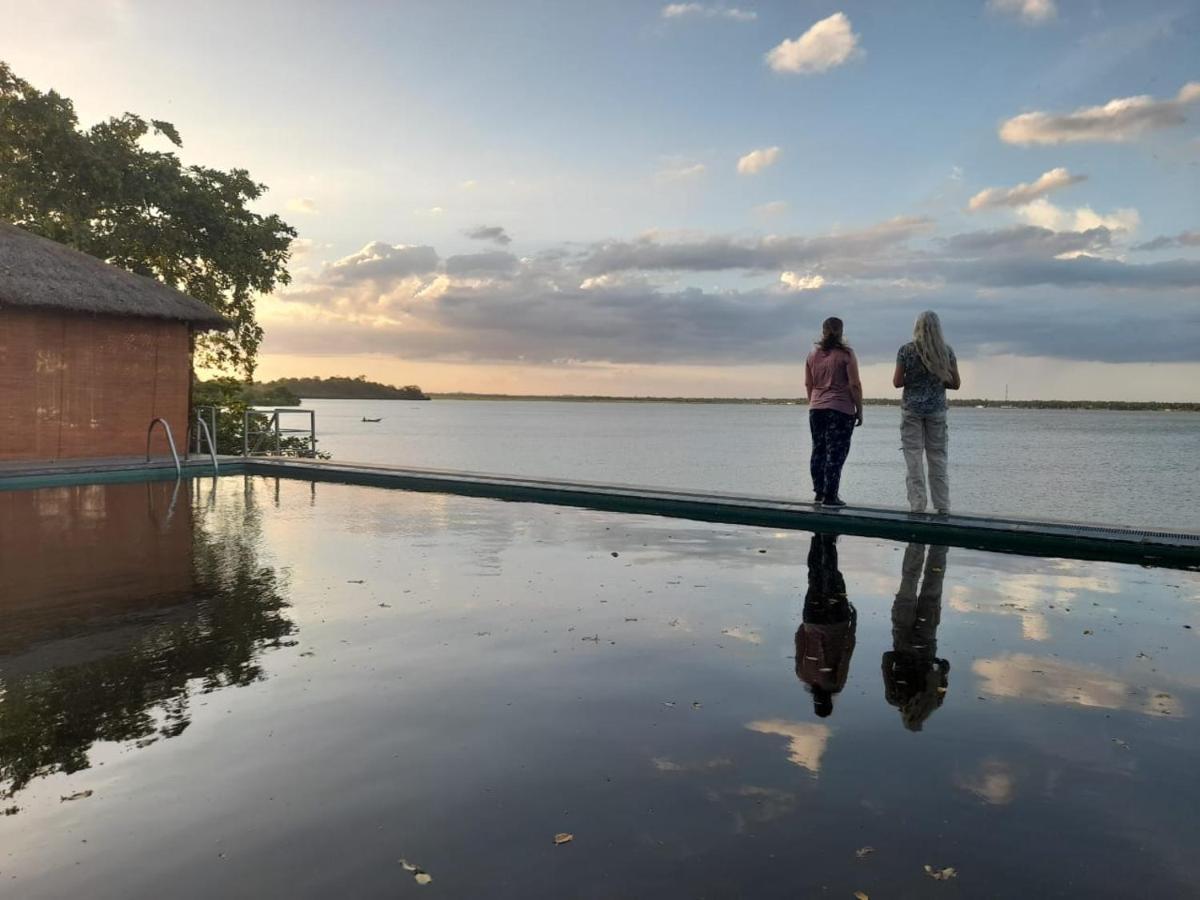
top-left (194, 410), bottom-right (220, 474)
top-left (146, 417), bottom-right (182, 477)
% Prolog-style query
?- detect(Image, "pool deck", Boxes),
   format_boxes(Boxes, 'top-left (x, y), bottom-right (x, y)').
top-left (2, 455), bottom-right (1198, 568)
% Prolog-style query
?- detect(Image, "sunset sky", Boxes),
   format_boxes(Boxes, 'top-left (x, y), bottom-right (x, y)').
top-left (4, 0), bottom-right (1199, 399)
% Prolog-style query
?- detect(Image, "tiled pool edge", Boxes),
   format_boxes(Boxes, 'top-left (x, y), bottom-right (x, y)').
top-left (2, 456), bottom-right (1197, 568)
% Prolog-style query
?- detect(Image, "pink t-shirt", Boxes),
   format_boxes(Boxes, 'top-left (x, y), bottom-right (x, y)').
top-left (805, 347), bottom-right (861, 416)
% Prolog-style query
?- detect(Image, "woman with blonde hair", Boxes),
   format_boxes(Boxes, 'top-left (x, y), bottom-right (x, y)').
top-left (806, 317), bottom-right (863, 508)
top-left (893, 311), bottom-right (960, 513)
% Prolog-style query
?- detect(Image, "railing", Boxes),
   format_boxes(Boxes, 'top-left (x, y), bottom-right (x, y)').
top-left (244, 408), bottom-right (318, 458)
top-left (146, 417), bottom-right (182, 477)
top-left (194, 411), bottom-right (220, 474)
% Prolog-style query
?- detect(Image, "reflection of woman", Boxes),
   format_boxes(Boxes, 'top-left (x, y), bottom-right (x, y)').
top-left (882, 543), bottom-right (950, 731)
top-left (796, 533), bottom-right (857, 718)
top-left (892, 311), bottom-right (961, 514)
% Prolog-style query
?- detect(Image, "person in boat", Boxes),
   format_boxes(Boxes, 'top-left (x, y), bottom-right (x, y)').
top-left (795, 533), bottom-right (857, 718)
top-left (804, 317), bottom-right (863, 508)
top-left (892, 310), bottom-right (961, 514)
top-left (881, 543), bottom-right (950, 731)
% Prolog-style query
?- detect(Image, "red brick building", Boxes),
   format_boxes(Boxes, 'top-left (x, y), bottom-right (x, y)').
top-left (0, 221), bottom-right (227, 461)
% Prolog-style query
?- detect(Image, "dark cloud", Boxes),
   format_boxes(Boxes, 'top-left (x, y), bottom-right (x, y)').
top-left (464, 225), bottom-right (512, 246)
top-left (939, 225), bottom-right (1112, 258)
top-left (445, 251), bottom-right (520, 276)
top-left (1131, 230), bottom-right (1200, 252)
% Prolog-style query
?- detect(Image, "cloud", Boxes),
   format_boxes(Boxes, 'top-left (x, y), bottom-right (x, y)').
top-left (1000, 82), bottom-right (1200, 144)
top-left (753, 200), bottom-right (789, 217)
top-left (988, 0), bottom-right (1056, 25)
top-left (736, 146), bottom-right (782, 175)
top-left (940, 224), bottom-right (1113, 258)
top-left (1132, 230), bottom-right (1200, 252)
top-left (765, 12), bottom-right (862, 75)
top-left (973, 654), bottom-right (1180, 717)
top-left (464, 225), bottom-right (513, 246)
top-left (967, 167), bottom-right (1087, 211)
top-left (661, 3), bottom-right (756, 21)
top-left (779, 271), bottom-right (825, 291)
top-left (657, 161), bottom-right (707, 181)
top-left (459, 179), bottom-right (478, 190)
top-left (745, 720), bottom-right (830, 773)
top-left (956, 759), bottom-right (1016, 805)
top-left (1016, 199), bottom-right (1140, 236)
top-left (445, 251), bottom-right (519, 276)
top-left (287, 197), bottom-right (319, 214)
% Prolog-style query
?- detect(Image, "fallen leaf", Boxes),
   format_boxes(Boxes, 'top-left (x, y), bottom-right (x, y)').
top-left (854, 892), bottom-right (869, 900)
top-left (691, 701), bottom-right (703, 710)
top-left (554, 832), bottom-right (574, 845)
top-left (855, 846), bottom-right (875, 859)
top-left (60, 790), bottom-right (93, 802)
top-left (414, 873), bottom-right (433, 885)
top-left (400, 858), bottom-right (433, 885)
top-left (924, 864), bottom-right (957, 880)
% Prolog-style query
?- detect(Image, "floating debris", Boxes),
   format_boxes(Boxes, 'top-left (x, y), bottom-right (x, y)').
top-left (2, 805), bottom-right (19, 816)
top-left (1112, 738), bottom-right (1130, 750)
top-left (611, 552), bottom-right (620, 558)
top-left (924, 864), bottom-right (957, 881)
top-left (400, 859), bottom-right (433, 885)
top-left (691, 701), bottom-right (703, 710)
top-left (854, 892), bottom-right (870, 900)
top-left (347, 579), bottom-right (365, 584)
top-left (553, 832), bottom-right (574, 845)
top-left (855, 846), bottom-right (875, 859)
top-left (60, 790), bottom-right (93, 802)
top-left (662, 700), bottom-right (676, 708)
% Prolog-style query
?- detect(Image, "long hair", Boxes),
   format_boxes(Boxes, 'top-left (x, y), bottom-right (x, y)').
top-left (912, 311), bottom-right (954, 383)
top-left (816, 316), bottom-right (849, 352)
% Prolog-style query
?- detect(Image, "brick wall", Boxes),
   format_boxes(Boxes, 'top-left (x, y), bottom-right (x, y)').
top-left (0, 308), bottom-right (192, 460)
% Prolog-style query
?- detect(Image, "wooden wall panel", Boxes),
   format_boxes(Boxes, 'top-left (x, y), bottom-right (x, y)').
top-left (0, 308), bottom-right (192, 461)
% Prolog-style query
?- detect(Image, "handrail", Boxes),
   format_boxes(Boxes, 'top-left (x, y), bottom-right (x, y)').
top-left (195, 412), bottom-right (220, 474)
top-left (146, 417), bottom-right (182, 477)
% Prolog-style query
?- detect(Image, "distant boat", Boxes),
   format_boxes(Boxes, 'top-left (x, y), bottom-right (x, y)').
top-left (361, 417), bottom-right (382, 423)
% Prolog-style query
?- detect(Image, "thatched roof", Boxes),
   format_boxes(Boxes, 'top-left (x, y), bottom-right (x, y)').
top-left (0, 220), bottom-right (229, 329)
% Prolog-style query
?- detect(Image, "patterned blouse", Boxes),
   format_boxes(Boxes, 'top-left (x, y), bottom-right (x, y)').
top-left (897, 342), bottom-right (956, 414)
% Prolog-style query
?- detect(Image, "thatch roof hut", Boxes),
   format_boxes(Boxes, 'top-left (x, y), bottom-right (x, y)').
top-left (0, 220), bottom-right (228, 461)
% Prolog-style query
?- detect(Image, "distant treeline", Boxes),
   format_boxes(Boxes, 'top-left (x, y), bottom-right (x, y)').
top-left (431, 392), bottom-right (1200, 412)
top-left (246, 376), bottom-right (429, 403)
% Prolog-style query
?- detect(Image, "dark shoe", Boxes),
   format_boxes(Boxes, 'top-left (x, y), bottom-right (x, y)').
top-left (813, 493), bottom-right (824, 505)
top-left (823, 496), bottom-right (847, 508)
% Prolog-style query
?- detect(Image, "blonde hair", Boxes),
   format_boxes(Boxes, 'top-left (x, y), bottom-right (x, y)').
top-left (912, 311), bottom-right (954, 384)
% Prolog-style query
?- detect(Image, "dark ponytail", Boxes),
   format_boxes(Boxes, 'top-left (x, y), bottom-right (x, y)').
top-left (817, 317), bottom-right (849, 351)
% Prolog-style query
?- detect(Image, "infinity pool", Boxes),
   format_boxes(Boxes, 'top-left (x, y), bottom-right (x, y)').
top-left (1, 477), bottom-right (1198, 898)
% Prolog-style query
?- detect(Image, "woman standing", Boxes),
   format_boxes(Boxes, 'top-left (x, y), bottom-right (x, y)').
top-left (805, 317), bottom-right (863, 507)
top-left (893, 311), bottom-right (961, 513)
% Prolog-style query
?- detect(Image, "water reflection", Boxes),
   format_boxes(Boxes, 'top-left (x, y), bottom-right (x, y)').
top-left (0, 480), bottom-right (295, 800)
top-left (882, 543), bottom-right (951, 731)
top-left (795, 533), bottom-right (857, 718)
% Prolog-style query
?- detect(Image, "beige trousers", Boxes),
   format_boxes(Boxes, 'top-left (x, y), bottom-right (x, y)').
top-left (900, 410), bottom-right (949, 513)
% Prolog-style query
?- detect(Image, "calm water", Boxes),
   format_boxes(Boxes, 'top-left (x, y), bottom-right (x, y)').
top-left (1, 477), bottom-right (1198, 898)
top-left (299, 400), bottom-right (1200, 532)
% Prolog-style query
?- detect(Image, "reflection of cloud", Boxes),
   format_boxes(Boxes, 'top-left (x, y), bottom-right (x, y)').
top-left (949, 567), bottom-right (1118, 643)
top-left (653, 756), bottom-right (733, 773)
top-left (746, 719), bottom-right (830, 773)
top-left (721, 626), bottom-right (762, 645)
top-left (973, 654), bottom-right (1182, 717)
top-left (956, 758), bottom-right (1015, 805)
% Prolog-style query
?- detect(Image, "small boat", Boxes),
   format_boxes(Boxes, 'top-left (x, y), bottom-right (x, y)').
top-left (361, 417), bottom-right (382, 423)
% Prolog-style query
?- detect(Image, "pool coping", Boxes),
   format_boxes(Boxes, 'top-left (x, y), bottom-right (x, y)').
top-left (2, 456), bottom-right (1198, 568)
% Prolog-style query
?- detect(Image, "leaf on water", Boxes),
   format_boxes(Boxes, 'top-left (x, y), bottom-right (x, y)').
top-left (924, 864), bottom-right (957, 880)
top-left (662, 700), bottom-right (676, 708)
top-left (60, 790), bottom-right (93, 802)
top-left (855, 846), bottom-right (875, 859)
top-left (1083, 629), bottom-right (1093, 635)
top-left (855, 892), bottom-right (870, 900)
top-left (1112, 738), bottom-right (1130, 750)
top-left (414, 873), bottom-right (433, 885)
top-left (691, 701), bottom-right (703, 709)
top-left (400, 859), bottom-right (433, 884)
top-left (554, 832), bottom-right (574, 845)
top-left (347, 579), bottom-right (365, 584)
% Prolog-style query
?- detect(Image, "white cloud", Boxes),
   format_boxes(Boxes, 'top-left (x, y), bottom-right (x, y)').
top-left (1017, 198), bottom-right (1140, 236)
top-left (754, 200), bottom-right (789, 217)
top-left (657, 161), bottom-right (707, 181)
top-left (745, 720), bottom-right (830, 773)
top-left (967, 167), bottom-right (1087, 211)
top-left (988, 0), bottom-right (1057, 25)
top-left (779, 271), bottom-right (825, 291)
top-left (765, 12), bottom-right (862, 75)
top-left (661, 3), bottom-right (756, 21)
top-left (1000, 82), bottom-right (1200, 144)
top-left (287, 197), bottom-right (319, 214)
top-left (736, 145), bottom-right (781, 175)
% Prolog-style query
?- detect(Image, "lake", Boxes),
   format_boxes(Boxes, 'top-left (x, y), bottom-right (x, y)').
top-left (294, 400), bottom-right (1200, 532)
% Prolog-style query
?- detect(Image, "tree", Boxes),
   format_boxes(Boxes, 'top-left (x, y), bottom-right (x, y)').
top-left (0, 61), bottom-right (295, 378)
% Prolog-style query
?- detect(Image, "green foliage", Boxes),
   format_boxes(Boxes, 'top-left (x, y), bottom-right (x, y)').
top-left (0, 61), bottom-right (295, 378)
top-left (263, 375), bottom-right (429, 400)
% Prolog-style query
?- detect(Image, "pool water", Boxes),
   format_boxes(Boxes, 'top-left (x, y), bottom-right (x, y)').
top-left (1, 477), bottom-right (1198, 898)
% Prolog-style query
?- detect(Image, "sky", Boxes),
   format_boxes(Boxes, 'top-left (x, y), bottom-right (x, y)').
top-left (3, 0), bottom-right (1199, 399)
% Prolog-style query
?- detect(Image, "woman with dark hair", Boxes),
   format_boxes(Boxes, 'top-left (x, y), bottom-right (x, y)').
top-left (796, 533), bottom-right (857, 718)
top-left (805, 317), bottom-right (863, 507)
